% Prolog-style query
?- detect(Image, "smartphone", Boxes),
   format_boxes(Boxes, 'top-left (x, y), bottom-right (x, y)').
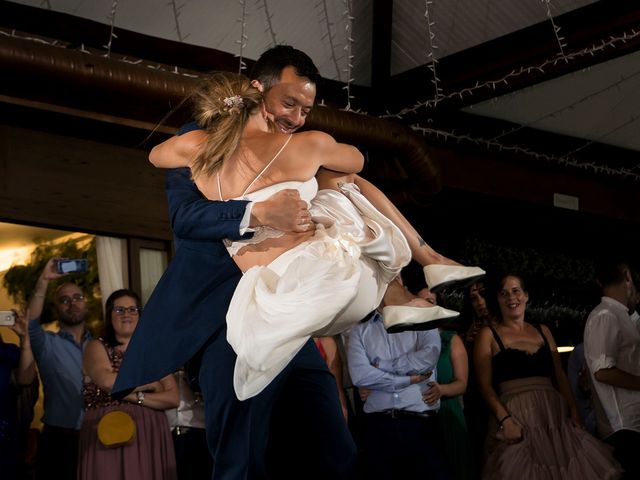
top-left (57, 259), bottom-right (88, 274)
top-left (0, 310), bottom-right (16, 327)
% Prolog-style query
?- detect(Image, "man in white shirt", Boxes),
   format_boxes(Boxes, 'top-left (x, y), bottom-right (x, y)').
top-left (584, 258), bottom-right (640, 479)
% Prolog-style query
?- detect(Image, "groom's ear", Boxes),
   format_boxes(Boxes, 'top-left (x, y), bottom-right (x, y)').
top-left (251, 80), bottom-right (264, 93)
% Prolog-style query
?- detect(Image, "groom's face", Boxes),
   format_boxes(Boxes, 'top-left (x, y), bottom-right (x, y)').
top-left (261, 66), bottom-right (317, 134)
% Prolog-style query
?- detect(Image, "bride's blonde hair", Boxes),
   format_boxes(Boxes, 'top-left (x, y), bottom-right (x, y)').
top-left (190, 71), bottom-right (263, 179)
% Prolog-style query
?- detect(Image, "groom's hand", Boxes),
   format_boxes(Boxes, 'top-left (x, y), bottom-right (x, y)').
top-left (251, 189), bottom-right (315, 233)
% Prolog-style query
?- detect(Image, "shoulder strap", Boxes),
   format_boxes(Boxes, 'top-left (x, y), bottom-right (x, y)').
top-left (488, 325), bottom-right (506, 351)
top-left (533, 323), bottom-right (551, 349)
top-left (241, 134), bottom-right (293, 197)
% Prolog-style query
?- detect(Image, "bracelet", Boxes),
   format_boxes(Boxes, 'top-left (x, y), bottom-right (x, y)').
top-left (34, 293), bottom-right (45, 298)
top-left (498, 414), bottom-right (512, 429)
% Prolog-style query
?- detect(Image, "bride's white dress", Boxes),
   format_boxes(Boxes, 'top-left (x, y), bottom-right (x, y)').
top-left (225, 178), bottom-right (411, 400)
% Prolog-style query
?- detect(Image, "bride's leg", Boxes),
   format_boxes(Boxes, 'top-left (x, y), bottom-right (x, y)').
top-left (316, 169), bottom-right (445, 267)
top-left (352, 175), bottom-right (458, 267)
top-left (315, 170), bottom-right (484, 292)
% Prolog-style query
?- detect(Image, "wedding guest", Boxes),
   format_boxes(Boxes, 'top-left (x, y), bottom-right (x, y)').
top-left (78, 289), bottom-right (178, 480)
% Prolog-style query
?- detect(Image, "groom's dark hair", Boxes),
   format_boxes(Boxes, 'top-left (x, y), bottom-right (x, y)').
top-left (250, 45), bottom-right (321, 90)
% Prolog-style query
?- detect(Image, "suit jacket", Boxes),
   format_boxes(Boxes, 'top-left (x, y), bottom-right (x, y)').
top-left (113, 167), bottom-right (251, 396)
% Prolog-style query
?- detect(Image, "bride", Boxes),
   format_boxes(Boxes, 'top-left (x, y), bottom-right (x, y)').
top-left (150, 71), bottom-right (476, 400)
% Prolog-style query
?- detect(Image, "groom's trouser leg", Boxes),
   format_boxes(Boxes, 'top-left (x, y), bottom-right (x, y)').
top-left (267, 339), bottom-right (357, 480)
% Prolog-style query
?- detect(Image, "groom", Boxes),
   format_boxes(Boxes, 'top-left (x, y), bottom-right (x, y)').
top-left (114, 46), bottom-right (357, 479)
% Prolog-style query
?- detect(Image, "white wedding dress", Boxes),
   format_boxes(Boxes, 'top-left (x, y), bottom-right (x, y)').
top-left (223, 136), bottom-right (411, 400)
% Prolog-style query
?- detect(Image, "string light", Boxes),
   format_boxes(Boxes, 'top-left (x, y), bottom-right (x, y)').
top-left (382, 28), bottom-right (640, 118)
top-left (341, 0), bottom-right (355, 111)
top-left (424, 0), bottom-right (443, 103)
top-left (541, 0), bottom-right (568, 63)
top-left (235, 0), bottom-right (249, 73)
top-left (256, 0), bottom-right (278, 47)
top-left (317, 0), bottom-right (342, 81)
top-left (490, 67), bottom-right (640, 142)
top-left (411, 124), bottom-right (640, 181)
top-left (1, 28), bottom-right (200, 79)
top-left (104, 0), bottom-right (119, 58)
top-left (168, 0), bottom-right (189, 43)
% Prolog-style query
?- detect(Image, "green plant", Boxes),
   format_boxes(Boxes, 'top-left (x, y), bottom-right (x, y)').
top-left (2, 236), bottom-right (102, 330)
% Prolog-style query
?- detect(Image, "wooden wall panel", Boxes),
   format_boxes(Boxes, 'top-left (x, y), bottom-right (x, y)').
top-left (0, 125), bottom-right (171, 240)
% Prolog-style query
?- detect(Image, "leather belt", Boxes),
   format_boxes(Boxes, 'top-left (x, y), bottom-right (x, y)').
top-left (375, 409), bottom-right (436, 419)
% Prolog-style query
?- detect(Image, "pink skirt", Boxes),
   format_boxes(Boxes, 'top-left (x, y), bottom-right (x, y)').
top-left (78, 402), bottom-right (177, 480)
top-left (482, 377), bottom-right (621, 480)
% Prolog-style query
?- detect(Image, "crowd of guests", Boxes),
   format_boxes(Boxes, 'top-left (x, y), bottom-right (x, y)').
top-left (1, 255), bottom-right (638, 479)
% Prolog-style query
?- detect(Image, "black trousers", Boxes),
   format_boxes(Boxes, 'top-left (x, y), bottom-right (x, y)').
top-left (360, 411), bottom-right (450, 480)
top-left (606, 429), bottom-right (640, 479)
top-left (35, 424), bottom-right (79, 480)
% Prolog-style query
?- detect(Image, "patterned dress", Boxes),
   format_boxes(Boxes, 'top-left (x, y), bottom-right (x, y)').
top-left (77, 338), bottom-right (177, 480)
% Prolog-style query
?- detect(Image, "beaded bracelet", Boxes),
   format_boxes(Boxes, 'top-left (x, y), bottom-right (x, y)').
top-left (498, 414), bottom-right (512, 429)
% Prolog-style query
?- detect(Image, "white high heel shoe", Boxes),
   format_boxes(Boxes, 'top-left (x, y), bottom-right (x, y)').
top-left (424, 265), bottom-right (485, 293)
top-left (383, 305), bottom-right (459, 333)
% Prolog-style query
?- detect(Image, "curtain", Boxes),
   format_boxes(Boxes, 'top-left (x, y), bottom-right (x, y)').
top-left (96, 236), bottom-right (128, 306)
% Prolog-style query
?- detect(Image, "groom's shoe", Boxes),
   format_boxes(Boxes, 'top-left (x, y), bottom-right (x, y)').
top-left (424, 265), bottom-right (486, 293)
top-left (383, 305), bottom-right (459, 333)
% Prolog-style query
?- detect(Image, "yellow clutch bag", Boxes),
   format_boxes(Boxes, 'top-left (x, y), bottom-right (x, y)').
top-left (97, 411), bottom-right (136, 448)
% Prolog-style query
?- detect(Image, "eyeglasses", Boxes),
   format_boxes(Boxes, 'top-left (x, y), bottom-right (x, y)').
top-left (58, 294), bottom-right (85, 305)
top-left (113, 306), bottom-right (141, 316)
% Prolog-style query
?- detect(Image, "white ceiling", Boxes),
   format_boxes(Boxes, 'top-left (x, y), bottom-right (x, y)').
top-left (7, 0), bottom-right (639, 157)
top-left (11, 0), bottom-right (597, 83)
top-left (465, 49), bottom-right (640, 152)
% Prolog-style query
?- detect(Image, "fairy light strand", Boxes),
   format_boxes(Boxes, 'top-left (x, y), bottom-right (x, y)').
top-left (490, 67), bottom-right (640, 142)
top-left (424, 0), bottom-right (443, 103)
top-left (411, 124), bottom-right (640, 181)
top-left (257, 0), bottom-right (278, 47)
top-left (382, 28), bottom-right (640, 118)
top-left (563, 114), bottom-right (640, 159)
top-left (1, 28), bottom-right (199, 79)
top-left (104, 0), bottom-right (119, 58)
top-left (168, 0), bottom-right (188, 42)
top-left (541, 0), bottom-right (568, 62)
top-left (235, 0), bottom-right (248, 73)
top-left (318, 0), bottom-right (342, 81)
top-left (341, 0), bottom-right (355, 110)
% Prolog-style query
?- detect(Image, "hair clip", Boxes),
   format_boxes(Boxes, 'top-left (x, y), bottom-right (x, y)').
top-left (222, 95), bottom-right (244, 115)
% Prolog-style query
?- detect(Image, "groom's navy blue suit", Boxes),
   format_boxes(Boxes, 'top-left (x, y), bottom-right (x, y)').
top-left (114, 167), bottom-right (356, 479)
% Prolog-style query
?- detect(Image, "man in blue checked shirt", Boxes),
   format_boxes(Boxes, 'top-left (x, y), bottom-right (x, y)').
top-left (348, 277), bottom-right (450, 480)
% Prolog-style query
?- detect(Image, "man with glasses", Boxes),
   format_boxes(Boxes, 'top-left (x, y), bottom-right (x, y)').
top-left (26, 257), bottom-right (92, 480)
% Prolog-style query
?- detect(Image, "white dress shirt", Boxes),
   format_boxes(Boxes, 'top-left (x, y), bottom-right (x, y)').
top-left (584, 296), bottom-right (640, 437)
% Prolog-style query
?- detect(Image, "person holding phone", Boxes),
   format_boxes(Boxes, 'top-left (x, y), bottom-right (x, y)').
top-left (1, 309), bottom-right (36, 478)
top-left (26, 257), bottom-right (93, 480)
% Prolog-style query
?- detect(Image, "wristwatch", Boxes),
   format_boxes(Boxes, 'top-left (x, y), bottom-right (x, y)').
top-left (136, 391), bottom-right (145, 405)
